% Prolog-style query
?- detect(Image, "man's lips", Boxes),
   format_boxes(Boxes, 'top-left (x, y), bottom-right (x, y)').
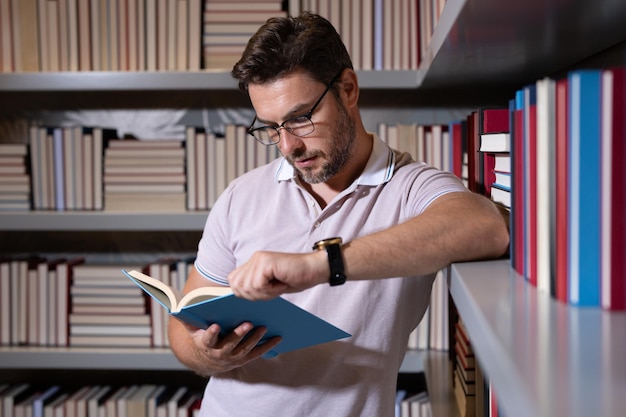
top-left (294, 155), bottom-right (317, 167)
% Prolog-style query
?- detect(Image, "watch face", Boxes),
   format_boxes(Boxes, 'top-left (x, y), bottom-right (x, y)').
top-left (312, 237), bottom-right (343, 251)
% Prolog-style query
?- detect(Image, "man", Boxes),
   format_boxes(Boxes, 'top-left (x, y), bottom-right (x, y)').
top-left (169, 12), bottom-right (509, 417)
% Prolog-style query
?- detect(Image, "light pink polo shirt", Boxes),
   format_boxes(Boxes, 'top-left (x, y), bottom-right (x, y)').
top-left (194, 134), bottom-right (468, 417)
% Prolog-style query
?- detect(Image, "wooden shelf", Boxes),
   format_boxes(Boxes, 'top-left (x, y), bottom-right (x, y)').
top-left (449, 259), bottom-right (626, 417)
top-left (0, 211), bottom-right (208, 231)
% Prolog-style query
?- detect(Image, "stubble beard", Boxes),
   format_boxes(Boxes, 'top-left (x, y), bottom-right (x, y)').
top-left (289, 102), bottom-right (356, 184)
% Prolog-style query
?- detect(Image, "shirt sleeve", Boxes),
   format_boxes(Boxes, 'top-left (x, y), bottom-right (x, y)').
top-left (194, 186), bottom-right (237, 286)
top-left (401, 161), bottom-right (469, 217)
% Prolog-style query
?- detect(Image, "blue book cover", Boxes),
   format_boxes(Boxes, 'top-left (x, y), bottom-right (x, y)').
top-left (32, 386), bottom-right (60, 417)
top-left (567, 69), bottom-right (602, 306)
top-left (122, 269), bottom-right (351, 358)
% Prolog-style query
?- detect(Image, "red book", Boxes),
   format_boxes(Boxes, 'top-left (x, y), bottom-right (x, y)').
top-left (466, 111), bottom-right (483, 194)
top-left (555, 78), bottom-right (569, 303)
top-left (481, 108), bottom-right (510, 133)
top-left (479, 108), bottom-right (509, 198)
top-left (601, 67), bottom-right (626, 310)
top-left (482, 153), bottom-right (496, 197)
top-left (512, 91), bottom-right (525, 276)
top-left (449, 120), bottom-right (466, 180)
top-left (56, 257), bottom-right (85, 346)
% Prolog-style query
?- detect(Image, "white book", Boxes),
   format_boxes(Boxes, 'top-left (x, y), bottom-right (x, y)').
top-left (535, 77), bottom-right (556, 295)
top-left (127, 385), bottom-right (159, 417)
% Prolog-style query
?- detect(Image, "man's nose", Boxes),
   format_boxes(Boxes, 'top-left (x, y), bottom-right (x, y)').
top-left (278, 129), bottom-right (304, 154)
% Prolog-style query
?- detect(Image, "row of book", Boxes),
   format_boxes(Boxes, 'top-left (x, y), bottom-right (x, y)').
top-left (407, 270), bottom-right (449, 352)
top-left (0, 255), bottom-right (454, 351)
top-left (505, 66), bottom-right (626, 310)
top-left (0, 381), bottom-right (432, 417)
top-left (395, 390), bottom-right (433, 417)
top-left (0, 256), bottom-right (191, 348)
top-left (0, 0), bottom-right (450, 74)
top-left (13, 123), bottom-right (282, 212)
top-left (0, 0), bottom-right (204, 73)
top-left (300, 0), bottom-right (424, 71)
top-left (15, 118), bottom-right (474, 213)
top-left (424, 78), bottom-right (626, 311)
top-left (0, 383), bottom-right (202, 417)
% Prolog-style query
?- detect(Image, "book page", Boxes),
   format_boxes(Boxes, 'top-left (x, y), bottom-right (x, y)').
top-left (125, 269), bottom-right (181, 311)
top-left (179, 287), bottom-right (233, 309)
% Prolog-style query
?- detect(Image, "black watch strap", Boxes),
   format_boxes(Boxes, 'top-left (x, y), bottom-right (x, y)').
top-left (313, 237), bottom-right (347, 286)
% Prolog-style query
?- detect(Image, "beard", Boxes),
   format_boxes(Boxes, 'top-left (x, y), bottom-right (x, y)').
top-left (286, 101), bottom-right (356, 184)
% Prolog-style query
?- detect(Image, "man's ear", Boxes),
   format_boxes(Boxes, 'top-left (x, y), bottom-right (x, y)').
top-left (338, 69), bottom-right (360, 108)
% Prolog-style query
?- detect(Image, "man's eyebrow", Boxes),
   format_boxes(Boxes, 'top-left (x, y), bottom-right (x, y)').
top-left (255, 101), bottom-right (313, 126)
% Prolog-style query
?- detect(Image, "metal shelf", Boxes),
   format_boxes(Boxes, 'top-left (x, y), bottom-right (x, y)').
top-left (0, 211), bottom-right (208, 231)
top-left (0, 346), bottom-right (425, 373)
top-left (0, 346), bottom-right (185, 370)
top-left (0, 70), bottom-right (421, 92)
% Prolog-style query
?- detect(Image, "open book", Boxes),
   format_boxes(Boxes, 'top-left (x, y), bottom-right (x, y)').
top-left (122, 269), bottom-right (350, 357)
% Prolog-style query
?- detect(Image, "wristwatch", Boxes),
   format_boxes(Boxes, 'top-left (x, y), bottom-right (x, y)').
top-left (312, 237), bottom-right (347, 286)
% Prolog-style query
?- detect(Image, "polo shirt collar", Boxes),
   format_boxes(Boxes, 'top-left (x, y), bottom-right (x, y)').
top-left (274, 134), bottom-right (395, 186)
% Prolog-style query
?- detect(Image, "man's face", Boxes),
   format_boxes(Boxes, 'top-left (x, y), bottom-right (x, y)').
top-left (248, 71), bottom-right (356, 184)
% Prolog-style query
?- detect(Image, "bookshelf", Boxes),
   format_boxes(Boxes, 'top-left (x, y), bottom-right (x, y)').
top-left (0, 70), bottom-right (422, 91)
top-left (0, 346), bottom-right (425, 373)
top-left (0, 0), bottom-right (625, 415)
top-left (449, 260), bottom-right (626, 417)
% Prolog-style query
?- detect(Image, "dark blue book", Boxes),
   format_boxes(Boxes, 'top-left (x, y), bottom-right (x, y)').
top-left (122, 269), bottom-right (351, 358)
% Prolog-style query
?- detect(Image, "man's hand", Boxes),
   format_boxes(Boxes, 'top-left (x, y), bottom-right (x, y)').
top-left (227, 250), bottom-right (329, 300)
top-left (180, 320), bottom-right (282, 376)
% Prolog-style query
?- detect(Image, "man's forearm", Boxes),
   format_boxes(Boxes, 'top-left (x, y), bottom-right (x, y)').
top-left (341, 191), bottom-right (509, 280)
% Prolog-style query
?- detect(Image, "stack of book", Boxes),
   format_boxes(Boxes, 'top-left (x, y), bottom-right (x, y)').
top-left (0, 143), bottom-right (30, 211)
top-left (453, 317), bottom-right (476, 417)
top-left (69, 263), bottom-right (151, 348)
top-left (202, 0), bottom-right (287, 70)
top-left (475, 108), bottom-right (511, 208)
top-left (103, 139), bottom-right (186, 212)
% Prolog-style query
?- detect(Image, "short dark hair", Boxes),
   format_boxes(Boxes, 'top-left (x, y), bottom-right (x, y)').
top-left (231, 12), bottom-right (353, 92)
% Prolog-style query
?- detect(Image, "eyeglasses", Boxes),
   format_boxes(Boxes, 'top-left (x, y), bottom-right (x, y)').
top-left (247, 71), bottom-right (343, 146)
